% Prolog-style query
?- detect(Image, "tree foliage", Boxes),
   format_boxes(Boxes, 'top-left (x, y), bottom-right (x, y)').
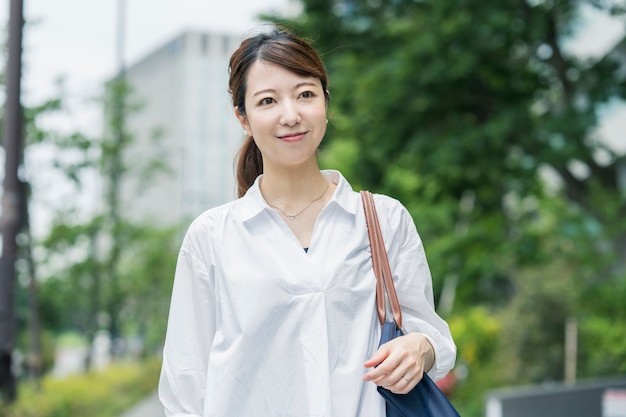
top-left (16, 77), bottom-right (178, 373)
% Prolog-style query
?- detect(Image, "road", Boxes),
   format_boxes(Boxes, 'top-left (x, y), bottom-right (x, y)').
top-left (119, 392), bottom-right (164, 417)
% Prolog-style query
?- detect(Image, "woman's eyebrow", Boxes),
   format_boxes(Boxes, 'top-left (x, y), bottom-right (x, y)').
top-left (251, 82), bottom-right (320, 98)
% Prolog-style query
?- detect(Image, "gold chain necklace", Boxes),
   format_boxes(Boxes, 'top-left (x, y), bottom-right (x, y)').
top-left (269, 182), bottom-right (330, 220)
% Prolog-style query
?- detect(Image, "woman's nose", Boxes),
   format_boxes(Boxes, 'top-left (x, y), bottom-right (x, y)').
top-left (279, 101), bottom-right (301, 126)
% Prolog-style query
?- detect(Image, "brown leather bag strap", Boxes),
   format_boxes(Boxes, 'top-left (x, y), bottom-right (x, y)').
top-left (361, 191), bottom-right (403, 328)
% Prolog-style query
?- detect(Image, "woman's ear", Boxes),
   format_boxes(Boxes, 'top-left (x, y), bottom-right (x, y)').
top-left (234, 106), bottom-right (249, 132)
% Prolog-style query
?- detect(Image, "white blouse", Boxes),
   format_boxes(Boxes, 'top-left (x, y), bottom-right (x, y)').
top-left (159, 170), bottom-right (456, 417)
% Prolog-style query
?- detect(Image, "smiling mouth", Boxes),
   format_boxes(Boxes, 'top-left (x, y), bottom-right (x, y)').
top-left (278, 132), bottom-right (307, 141)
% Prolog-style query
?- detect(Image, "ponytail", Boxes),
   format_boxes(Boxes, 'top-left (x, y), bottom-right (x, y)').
top-left (236, 136), bottom-right (263, 198)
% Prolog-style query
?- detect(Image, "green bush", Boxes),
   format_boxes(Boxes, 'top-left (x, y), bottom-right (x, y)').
top-left (2, 358), bottom-right (161, 417)
top-left (447, 307), bottom-right (502, 417)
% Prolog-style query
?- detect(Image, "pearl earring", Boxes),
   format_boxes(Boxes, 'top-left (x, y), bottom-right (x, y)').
top-left (243, 130), bottom-right (248, 136)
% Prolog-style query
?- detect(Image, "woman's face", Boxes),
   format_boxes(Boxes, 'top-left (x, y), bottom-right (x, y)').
top-left (236, 60), bottom-right (327, 171)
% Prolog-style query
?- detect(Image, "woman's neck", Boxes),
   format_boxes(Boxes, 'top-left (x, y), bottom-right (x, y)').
top-left (260, 164), bottom-right (329, 207)
top-left (259, 164), bottom-right (336, 247)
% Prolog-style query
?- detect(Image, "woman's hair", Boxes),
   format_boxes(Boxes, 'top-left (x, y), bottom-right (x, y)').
top-left (229, 26), bottom-right (330, 197)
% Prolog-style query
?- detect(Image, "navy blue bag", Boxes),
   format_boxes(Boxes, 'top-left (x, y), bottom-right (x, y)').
top-left (361, 191), bottom-right (461, 417)
top-left (377, 321), bottom-right (460, 417)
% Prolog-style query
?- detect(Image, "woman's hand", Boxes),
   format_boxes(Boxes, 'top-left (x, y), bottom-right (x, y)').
top-left (363, 332), bottom-right (435, 394)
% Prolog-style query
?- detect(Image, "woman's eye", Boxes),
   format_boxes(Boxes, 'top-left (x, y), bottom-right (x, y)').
top-left (300, 91), bottom-right (315, 99)
top-left (259, 97), bottom-right (274, 105)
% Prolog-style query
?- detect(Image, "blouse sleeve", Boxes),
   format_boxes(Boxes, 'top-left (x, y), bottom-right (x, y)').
top-left (377, 195), bottom-right (457, 381)
top-left (159, 219), bottom-right (217, 416)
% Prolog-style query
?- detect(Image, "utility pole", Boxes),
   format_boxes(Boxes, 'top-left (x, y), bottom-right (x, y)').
top-left (0, 0), bottom-right (25, 403)
top-left (564, 317), bottom-right (578, 385)
top-left (105, 0), bottom-right (126, 355)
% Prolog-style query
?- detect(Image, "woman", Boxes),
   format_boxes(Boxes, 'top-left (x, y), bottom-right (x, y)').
top-left (159, 26), bottom-right (456, 417)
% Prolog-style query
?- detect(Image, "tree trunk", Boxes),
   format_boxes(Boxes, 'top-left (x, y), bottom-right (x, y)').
top-left (0, 0), bottom-right (24, 403)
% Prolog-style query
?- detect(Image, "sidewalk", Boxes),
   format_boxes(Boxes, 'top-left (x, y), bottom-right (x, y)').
top-left (118, 392), bottom-right (164, 417)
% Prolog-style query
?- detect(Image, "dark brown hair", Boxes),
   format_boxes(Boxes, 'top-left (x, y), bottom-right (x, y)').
top-left (229, 26), bottom-right (330, 197)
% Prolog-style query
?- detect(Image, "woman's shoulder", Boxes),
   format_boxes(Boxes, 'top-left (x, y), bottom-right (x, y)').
top-left (366, 192), bottom-right (418, 238)
top-left (180, 198), bottom-right (243, 250)
top-left (369, 192), bottom-right (408, 216)
top-left (186, 199), bottom-right (241, 233)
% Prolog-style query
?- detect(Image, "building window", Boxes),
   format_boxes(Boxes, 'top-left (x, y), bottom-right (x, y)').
top-left (222, 35), bottom-right (231, 55)
top-left (202, 34), bottom-right (209, 55)
top-left (167, 37), bottom-right (184, 56)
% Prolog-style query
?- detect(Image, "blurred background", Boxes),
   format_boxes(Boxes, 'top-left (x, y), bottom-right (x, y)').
top-left (0, 1), bottom-right (625, 416)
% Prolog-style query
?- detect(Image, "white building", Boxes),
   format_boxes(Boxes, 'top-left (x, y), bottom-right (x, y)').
top-left (121, 31), bottom-right (244, 226)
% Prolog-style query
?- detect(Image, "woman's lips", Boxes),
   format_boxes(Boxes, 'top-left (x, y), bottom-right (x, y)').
top-left (278, 132), bottom-right (307, 142)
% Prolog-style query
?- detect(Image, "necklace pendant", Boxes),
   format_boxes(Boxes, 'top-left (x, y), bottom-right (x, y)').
top-left (268, 181), bottom-right (330, 222)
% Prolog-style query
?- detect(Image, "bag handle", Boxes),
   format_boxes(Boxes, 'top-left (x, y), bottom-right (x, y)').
top-left (361, 191), bottom-right (402, 329)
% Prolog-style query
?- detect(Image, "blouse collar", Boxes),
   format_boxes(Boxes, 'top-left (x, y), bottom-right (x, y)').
top-left (240, 170), bottom-right (360, 222)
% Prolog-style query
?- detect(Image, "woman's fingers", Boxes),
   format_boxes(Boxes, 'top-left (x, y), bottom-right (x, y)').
top-left (363, 333), bottom-right (429, 393)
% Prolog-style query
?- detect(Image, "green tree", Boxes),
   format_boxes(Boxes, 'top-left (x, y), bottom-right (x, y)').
top-left (29, 78), bottom-right (177, 366)
top-left (0, 35), bottom-right (66, 385)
